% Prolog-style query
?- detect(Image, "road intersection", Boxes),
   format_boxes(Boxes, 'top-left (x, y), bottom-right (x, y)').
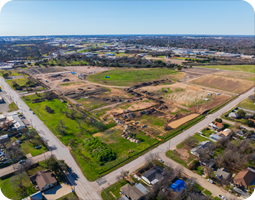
top-left (0, 75), bottom-right (253, 199)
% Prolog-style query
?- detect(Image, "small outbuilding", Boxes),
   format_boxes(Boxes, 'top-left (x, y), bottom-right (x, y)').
top-left (170, 180), bottom-right (186, 192)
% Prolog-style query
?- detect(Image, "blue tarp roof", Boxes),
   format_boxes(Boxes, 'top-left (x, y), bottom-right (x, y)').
top-left (170, 180), bottom-right (186, 192)
top-left (105, 76), bottom-right (110, 78)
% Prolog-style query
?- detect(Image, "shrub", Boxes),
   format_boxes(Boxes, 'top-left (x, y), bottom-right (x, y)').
top-left (83, 137), bottom-right (116, 165)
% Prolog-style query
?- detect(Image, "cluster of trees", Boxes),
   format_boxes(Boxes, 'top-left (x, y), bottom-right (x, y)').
top-left (83, 137), bottom-right (116, 165)
top-left (0, 40), bottom-right (68, 62)
top-left (43, 54), bottom-right (183, 70)
top-left (12, 78), bottom-right (37, 91)
top-left (123, 35), bottom-right (255, 55)
top-left (236, 109), bottom-right (255, 127)
top-left (197, 136), bottom-right (255, 173)
top-left (140, 154), bottom-right (210, 200)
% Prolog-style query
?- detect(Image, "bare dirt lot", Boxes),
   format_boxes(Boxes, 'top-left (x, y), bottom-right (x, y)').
top-left (190, 75), bottom-right (254, 94)
top-left (180, 67), bottom-right (221, 83)
top-left (213, 71), bottom-right (255, 81)
top-left (136, 83), bottom-right (219, 107)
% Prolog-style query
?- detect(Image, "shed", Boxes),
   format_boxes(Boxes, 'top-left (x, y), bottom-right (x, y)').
top-left (170, 180), bottom-right (186, 192)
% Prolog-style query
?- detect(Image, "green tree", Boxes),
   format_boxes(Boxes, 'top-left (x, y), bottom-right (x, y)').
top-left (237, 110), bottom-right (246, 118)
top-left (248, 185), bottom-right (255, 194)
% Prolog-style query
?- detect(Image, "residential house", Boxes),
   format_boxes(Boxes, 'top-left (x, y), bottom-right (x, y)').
top-left (142, 166), bottom-right (164, 185)
top-left (120, 183), bottom-right (149, 200)
top-left (229, 112), bottom-right (238, 119)
top-left (190, 141), bottom-right (213, 157)
top-left (7, 115), bottom-right (26, 130)
top-left (216, 128), bottom-right (232, 137)
top-left (215, 168), bottom-right (231, 181)
top-left (0, 114), bottom-right (5, 121)
top-left (0, 134), bottom-right (9, 144)
top-left (233, 168), bottom-right (255, 188)
top-left (209, 122), bottom-right (224, 131)
top-left (209, 134), bottom-right (222, 142)
top-left (30, 170), bottom-right (57, 191)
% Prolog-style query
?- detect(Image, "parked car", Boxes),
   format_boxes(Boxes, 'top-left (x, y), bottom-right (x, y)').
top-left (207, 179), bottom-right (213, 184)
top-left (158, 158), bottom-right (164, 163)
top-left (35, 145), bottom-right (42, 149)
top-left (219, 195), bottom-right (226, 200)
top-left (18, 160), bottom-right (25, 164)
top-left (32, 112), bottom-right (35, 114)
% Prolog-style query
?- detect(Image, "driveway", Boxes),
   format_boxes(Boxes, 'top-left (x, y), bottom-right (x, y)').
top-left (43, 183), bottom-right (72, 200)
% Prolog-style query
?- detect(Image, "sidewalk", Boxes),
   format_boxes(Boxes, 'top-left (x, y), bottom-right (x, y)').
top-left (0, 151), bottom-right (51, 178)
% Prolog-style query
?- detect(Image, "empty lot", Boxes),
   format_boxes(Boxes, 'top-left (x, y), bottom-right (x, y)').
top-left (191, 75), bottom-right (254, 94)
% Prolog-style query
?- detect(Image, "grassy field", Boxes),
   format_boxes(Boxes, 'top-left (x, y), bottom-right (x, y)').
top-left (196, 65), bottom-right (255, 73)
top-left (87, 68), bottom-right (184, 86)
top-left (237, 98), bottom-right (255, 111)
top-left (22, 94), bottom-right (159, 181)
top-left (8, 101), bottom-right (19, 112)
top-left (101, 179), bottom-right (129, 200)
top-left (0, 173), bottom-right (36, 200)
top-left (6, 78), bottom-right (28, 87)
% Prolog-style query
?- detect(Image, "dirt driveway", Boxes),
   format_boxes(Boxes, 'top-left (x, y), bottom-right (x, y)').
top-left (43, 183), bottom-right (72, 200)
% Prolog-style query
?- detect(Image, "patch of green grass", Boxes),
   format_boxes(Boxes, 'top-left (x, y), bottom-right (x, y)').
top-left (196, 166), bottom-right (204, 175)
top-left (87, 68), bottom-right (181, 86)
top-left (141, 114), bottom-right (165, 127)
top-left (0, 173), bottom-right (36, 200)
top-left (8, 101), bottom-right (19, 112)
top-left (166, 150), bottom-right (188, 167)
top-left (195, 183), bottom-right (204, 191)
top-left (196, 65), bottom-right (255, 73)
top-left (57, 192), bottom-right (78, 200)
top-left (101, 180), bottom-right (129, 200)
top-left (176, 133), bottom-right (211, 149)
top-left (20, 140), bottom-right (48, 157)
top-left (203, 189), bottom-right (212, 196)
top-left (6, 78), bottom-right (28, 88)
top-left (214, 197), bottom-right (221, 200)
top-left (238, 98), bottom-right (255, 111)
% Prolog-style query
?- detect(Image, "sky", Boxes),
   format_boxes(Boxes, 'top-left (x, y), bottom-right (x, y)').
top-left (0, 1), bottom-right (254, 36)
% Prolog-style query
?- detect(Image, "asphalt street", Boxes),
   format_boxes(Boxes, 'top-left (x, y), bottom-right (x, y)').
top-left (91, 87), bottom-right (254, 199)
top-left (0, 75), bottom-right (253, 200)
top-left (0, 152), bottom-right (51, 178)
top-left (0, 77), bottom-right (102, 200)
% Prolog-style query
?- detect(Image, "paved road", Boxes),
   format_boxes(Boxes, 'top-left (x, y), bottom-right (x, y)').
top-left (159, 153), bottom-right (239, 199)
top-left (0, 152), bottom-right (51, 178)
top-left (221, 118), bottom-right (255, 131)
top-left (0, 77), bottom-right (101, 200)
top-left (92, 87), bottom-right (254, 197)
top-left (1, 75), bottom-right (254, 199)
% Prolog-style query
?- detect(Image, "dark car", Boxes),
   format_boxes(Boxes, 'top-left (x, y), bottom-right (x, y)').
top-left (35, 145), bottom-right (42, 149)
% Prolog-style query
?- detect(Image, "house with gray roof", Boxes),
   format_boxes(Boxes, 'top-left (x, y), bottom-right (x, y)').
top-left (142, 166), bottom-right (164, 185)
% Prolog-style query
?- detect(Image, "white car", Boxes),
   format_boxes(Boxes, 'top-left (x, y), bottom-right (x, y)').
top-left (219, 195), bottom-right (226, 200)
top-left (158, 158), bottom-right (164, 163)
top-left (207, 179), bottom-right (213, 184)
